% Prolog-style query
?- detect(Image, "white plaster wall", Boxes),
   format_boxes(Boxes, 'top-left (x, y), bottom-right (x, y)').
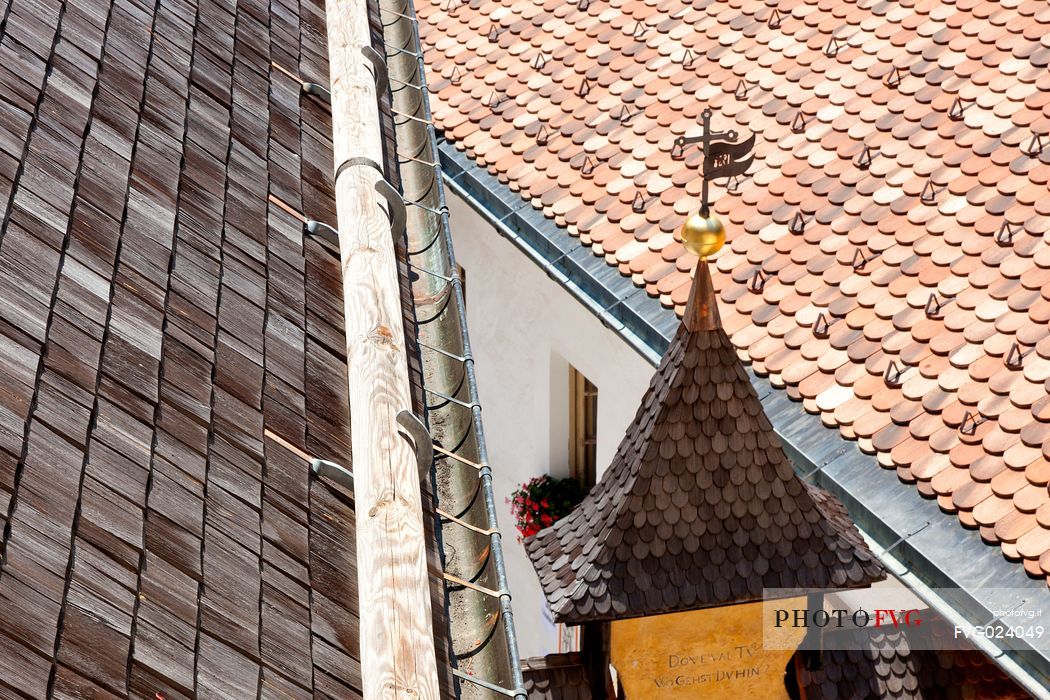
top-left (446, 192), bottom-right (654, 659)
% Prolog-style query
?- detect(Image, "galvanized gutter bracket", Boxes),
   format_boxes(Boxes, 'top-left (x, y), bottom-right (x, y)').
top-left (362, 45), bottom-right (390, 96)
top-left (304, 219), bottom-right (340, 251)
top-left (335, 156), bottom-right (384, 182)
top-left (302, 81), bottom-right (332, 104)
top-left (453, 669), bottom-right (521, 698)
top-left (397, 410), bottom-right (434, 482)
top-left (375, 179), bottom-right (407, 240)
top-left (311, 458), bottom-right (354, 491)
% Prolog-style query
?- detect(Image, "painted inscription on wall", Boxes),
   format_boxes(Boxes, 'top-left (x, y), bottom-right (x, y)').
top-left (610, 600), bottom-right (806, 699)
top-left (655, 643), bottom-right (763, 689)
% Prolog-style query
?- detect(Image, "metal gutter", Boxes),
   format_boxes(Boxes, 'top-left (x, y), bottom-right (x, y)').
top-left (440, 168), bottom-right (661, 368)
top-left (438, 140), bottom-right (673, 366)
top-left (436, 137), bottom-right (1050, 694)
top-left (378, 5), bottom-right (526, 698)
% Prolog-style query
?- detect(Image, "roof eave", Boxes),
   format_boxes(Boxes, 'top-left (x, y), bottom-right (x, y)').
top-left (547, 584), bottom-right (891, 627)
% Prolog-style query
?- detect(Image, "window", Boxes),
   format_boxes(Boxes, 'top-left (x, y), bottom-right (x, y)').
top-left (555, 366), bottom-right (598, 654)
top-left (568, 366), bottom-right (598, 490)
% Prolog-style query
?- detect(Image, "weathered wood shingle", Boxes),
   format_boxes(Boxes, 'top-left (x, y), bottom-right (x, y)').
top-left (521, 654), bottom-right (591, 700)
top-left (0, 0), bottom-right (453, 697)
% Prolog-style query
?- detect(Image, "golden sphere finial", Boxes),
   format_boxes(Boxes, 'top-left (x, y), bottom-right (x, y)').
top-left (681, 212), bottom-right (725, 259)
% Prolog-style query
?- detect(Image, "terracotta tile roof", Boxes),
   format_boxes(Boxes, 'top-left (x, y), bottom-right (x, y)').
top-left (0, 0), bottom-right (453, 697)
top-left (521, 653), bottom-right (592, 700)
top-left (798, 619), bottom-right (1032, 699)
top-left (419, 0), bottom-right (1050, 584)
top-left (524, 262), bottom-right (883, 624)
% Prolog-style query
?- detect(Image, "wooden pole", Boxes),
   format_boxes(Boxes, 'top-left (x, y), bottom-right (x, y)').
top-left (324, 1), bottom-right (441, 698)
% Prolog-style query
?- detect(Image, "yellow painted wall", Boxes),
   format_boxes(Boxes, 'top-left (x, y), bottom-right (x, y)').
top-left (610, 600), bottom-right (806, 699)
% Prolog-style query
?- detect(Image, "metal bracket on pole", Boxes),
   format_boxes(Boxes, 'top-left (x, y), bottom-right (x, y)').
top-left (362, 45), bottom-right (390, 97)
top-left (302, 81), bottom-right (332, 104)
top-left (452, 669), bottom-right (522, 698)
top-left (304, 219), bottom-right (340, 252)
top-left (396, 410), bottom-right (433, 481)
top-left (311, 458), bottom-right (354, 491)
top-left (375, 179), bottom-right (407, 240)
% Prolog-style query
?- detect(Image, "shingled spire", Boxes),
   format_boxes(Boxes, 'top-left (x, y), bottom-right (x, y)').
top-left (683, 258), bottom-right (720, 331)
top-left (525, 252), bottom-right (884, 625)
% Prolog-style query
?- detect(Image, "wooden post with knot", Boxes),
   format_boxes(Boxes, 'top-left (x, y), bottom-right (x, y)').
top-left (325, 0), bottom-right (441, 697)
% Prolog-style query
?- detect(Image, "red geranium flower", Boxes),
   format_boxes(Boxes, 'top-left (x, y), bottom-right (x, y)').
top-left (508, 475), bottom-right (584, 541)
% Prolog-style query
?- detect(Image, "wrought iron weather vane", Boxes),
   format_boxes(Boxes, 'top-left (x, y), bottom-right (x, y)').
top-left (677, 108), bottom-right (756, 266)
top-left (673, 108), bottom-right (755, 217)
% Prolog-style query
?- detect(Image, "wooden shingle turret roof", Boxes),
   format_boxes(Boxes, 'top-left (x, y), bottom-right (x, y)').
top-left (521, 654), bottom-right (592, 700)
top-left (525, 259), bottom-right (884, 625)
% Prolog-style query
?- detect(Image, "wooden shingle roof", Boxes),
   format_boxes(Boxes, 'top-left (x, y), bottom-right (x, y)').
top-left (525, 261), bottom-right (884, 624)
top-left (798, 620), bottom-right (1032, 700)
top-left (0, 0), bottom-right (453, 696)
top-left (521, 653), bottom-right (592, 700)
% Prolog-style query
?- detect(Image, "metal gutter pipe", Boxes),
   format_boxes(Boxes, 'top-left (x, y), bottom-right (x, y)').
top-left (441, 171), bottom-right (663, 368)
top-left (376, 0), bottom-right (526, 696)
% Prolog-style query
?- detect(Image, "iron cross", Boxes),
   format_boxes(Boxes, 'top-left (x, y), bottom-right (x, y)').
top-left (673, 108), bottom-right (755, 216)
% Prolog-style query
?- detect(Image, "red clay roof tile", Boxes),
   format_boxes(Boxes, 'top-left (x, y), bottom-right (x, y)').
top-left (421, 0), bottom-right (1050, 585)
